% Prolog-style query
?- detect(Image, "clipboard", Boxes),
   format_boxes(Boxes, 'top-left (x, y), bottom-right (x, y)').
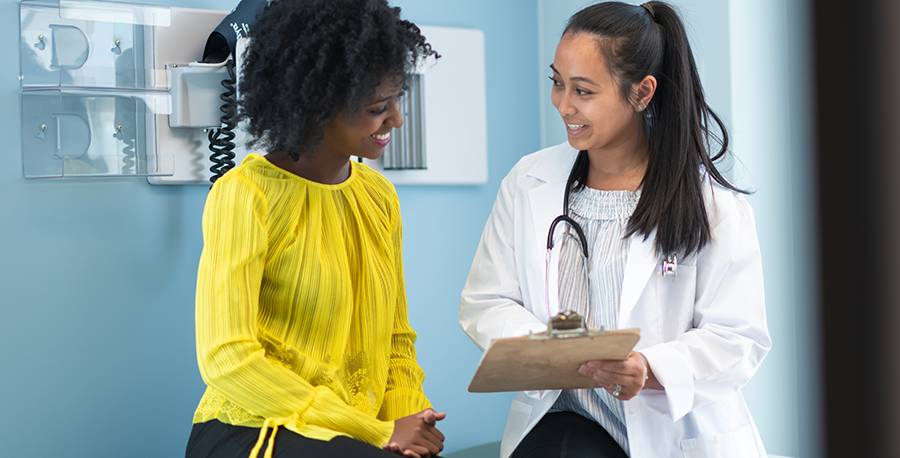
top-left (467, 311), bottom-right (641, 393)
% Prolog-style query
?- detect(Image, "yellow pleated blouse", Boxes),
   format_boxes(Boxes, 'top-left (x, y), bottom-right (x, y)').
top-left (192, 154), bottom-right (431, 450)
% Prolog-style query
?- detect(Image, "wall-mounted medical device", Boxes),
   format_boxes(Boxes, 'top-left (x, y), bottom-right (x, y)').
top-left (19, 0), bottom-right (487, 185)
top-left (19, 0), bottom-right (172, 178)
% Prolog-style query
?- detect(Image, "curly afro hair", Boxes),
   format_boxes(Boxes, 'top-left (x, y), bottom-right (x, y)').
top-left (238, 0), bottom-right (438, 160)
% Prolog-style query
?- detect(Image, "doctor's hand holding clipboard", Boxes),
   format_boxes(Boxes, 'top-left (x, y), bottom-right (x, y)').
top-left (459, 2), bottom-right (770, 458)
top-left (578, 351), bottom-right (662, 401)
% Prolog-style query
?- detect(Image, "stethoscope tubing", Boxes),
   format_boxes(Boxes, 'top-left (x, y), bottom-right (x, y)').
top-left (544, 214), bottom-right (591, 321)
top-left (543, 161), bottom-right (679, 323)
top-left (547, 215), bottom-right (589, 258)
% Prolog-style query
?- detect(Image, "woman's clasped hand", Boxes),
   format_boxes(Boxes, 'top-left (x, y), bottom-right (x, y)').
top-left (383, 409), bottom-right (447, 458)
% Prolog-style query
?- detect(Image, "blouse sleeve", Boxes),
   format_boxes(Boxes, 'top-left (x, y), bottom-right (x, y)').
top-left (195, 175), bottom-right (394, 445)
top-left (378, 199), bottom-right (432, 421)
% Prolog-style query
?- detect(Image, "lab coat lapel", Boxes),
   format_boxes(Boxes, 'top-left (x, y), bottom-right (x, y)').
top-left (619, 232), bottom-right (657, 325)
top-left (525, 145), bottom-right (578, 322)
top-left (528, 181), bottom-right (565, 321)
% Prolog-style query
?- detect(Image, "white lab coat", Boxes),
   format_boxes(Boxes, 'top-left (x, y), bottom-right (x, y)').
top-left (459, 143), bottom-right (771, 458)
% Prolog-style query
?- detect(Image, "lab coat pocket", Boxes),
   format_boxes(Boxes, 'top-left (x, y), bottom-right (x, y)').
top-left (679, 424), bottom-right (758, 458)
top-left (657, 264), bottom-right (697, 339)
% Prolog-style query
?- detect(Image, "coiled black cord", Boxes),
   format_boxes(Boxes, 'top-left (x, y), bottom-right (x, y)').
top-left (208, 59), bottom-right (237, 186)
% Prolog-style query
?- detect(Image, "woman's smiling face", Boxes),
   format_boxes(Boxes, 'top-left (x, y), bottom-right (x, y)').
top-left (318, 77), bottom-right (405, 161)
top-left (550, 33), bottom-right (641, 155)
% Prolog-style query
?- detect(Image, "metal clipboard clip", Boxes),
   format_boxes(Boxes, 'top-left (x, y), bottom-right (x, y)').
top-left (529, 310), bottom-right (605, 340)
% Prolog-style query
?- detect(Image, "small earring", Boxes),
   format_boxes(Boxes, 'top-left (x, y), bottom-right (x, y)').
top-left (637, 103), bottom-right (644, 111)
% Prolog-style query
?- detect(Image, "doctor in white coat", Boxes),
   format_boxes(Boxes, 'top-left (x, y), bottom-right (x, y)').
top-left (460, 2), bottom-right (770, 458)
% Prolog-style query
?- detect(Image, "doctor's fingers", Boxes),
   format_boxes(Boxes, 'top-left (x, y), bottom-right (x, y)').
top-left (580, 364), bottom-right (646, 392)
top-left (595, 372), bottom-right (646, 400)
top-left (594, 356), bottom-right (647, 375)
top-left (581, 362), bottom-right (643, 381)
top-left (592, 370), bottom-right (645, 390)
top-left (607, 383), bottom-right (641, 401)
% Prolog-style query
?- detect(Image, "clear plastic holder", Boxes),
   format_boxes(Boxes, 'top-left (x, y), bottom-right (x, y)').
top-left (21, 88), bottom-right (173, 178)
top-left (20, 0), bottom-right (169, 90)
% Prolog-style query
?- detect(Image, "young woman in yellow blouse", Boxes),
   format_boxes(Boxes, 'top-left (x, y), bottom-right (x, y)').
top-left (184, 1), bottom-right (443, 457)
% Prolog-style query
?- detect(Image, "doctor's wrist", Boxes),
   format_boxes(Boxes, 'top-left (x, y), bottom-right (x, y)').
top-left (636, 351), bottom-right (663, 391)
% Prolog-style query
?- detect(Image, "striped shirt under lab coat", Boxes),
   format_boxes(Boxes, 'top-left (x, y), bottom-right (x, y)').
top-left (550, 187), bottom-right (641, 455)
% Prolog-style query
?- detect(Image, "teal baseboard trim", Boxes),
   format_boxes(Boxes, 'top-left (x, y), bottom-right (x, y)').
top-left (444, 442), bottom-right (501, 458)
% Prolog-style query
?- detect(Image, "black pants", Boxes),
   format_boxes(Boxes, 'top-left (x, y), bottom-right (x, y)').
top-left (185, 420), bottom-right (399, 458)
top-left (511, 412), bottom-right (628, 458)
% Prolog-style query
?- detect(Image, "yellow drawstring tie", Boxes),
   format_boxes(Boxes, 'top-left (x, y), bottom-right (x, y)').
top-left (249, 414), bottom-right (300, 458)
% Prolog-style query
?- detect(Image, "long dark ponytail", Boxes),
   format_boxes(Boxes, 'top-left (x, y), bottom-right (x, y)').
top-left (563, 1), bottom-right (743, 259)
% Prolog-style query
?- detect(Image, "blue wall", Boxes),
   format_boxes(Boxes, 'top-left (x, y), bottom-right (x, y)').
top-left (0, 0), bottom-right (540, 456)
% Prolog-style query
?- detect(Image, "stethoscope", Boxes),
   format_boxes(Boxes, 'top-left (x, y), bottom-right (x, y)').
top-left (543, 186), bottom-right (678, 321)
top-left (544, 214), bottom-right (591, 321)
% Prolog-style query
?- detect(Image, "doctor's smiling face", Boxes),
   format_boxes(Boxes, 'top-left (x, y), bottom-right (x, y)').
top-left (550, 33), bottom-right (645, 156)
